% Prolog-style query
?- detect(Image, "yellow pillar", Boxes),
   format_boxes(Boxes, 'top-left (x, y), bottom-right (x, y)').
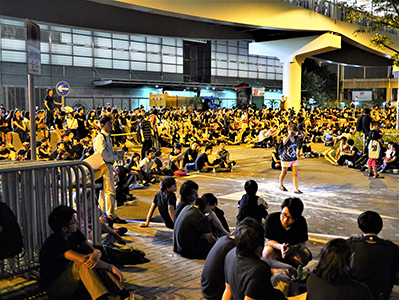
top-left (283, 58), bottom-right (302, 112)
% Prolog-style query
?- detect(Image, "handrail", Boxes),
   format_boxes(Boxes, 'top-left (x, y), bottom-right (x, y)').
top-left (0, 160), bottom-right (99, 279)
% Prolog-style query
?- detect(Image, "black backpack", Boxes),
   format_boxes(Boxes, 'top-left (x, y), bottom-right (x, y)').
top-left (0, 202), bottom-right (23, 260)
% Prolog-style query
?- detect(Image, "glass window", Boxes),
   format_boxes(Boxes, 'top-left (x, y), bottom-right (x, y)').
top-left (60, 33), bottom-right (72, 44)
top-left (249, 64), bottom-right (258, 71)
top-left (147, 53), bottom-right (161, 63)
top-left (217, 53), bottom-right (227, 60)
top-left (113, 39), bottom-right (129, 50)
top-left (239, 48), bottom-right (247, 55)
top-left (73, 34), bottom-right (92, 46)
top-left (74, 56), bottom-right (93, 67)
top-left (248, 71), bottom-right (258, 78)
top-left (1, 50), bottom-right (26, 62)
top-left (131, 42), bottom-right (146, 52)
top-left (52, 54), bottom-right (72, 66)
top-left (41, 53), bottom-right (50, 64)
top-left (113, 33), bottom-right (129, 40)
top-left (267, 73), bottom-right (276, 80)
top-left (163, 46), bottom-right (176, 55)
top-left (147, 63), bottom-right (161, 72)
top-left (131, 61), bottom-right (146, 71)
top-left (217, 44), bottom-right (227, 52)
top-left (217, 61), bottom-right (227, 68)
top-left (228, 69), bottom-right (238, 77)
top-left (131, 35), bottom-right (146, 42)
top-left (73, 29), bottom-right (91, 35)
top-left (239, 63), bottom-right (248, 71)
top-left (228, 62), bottom-right (238, 69)
top-left (239, 70), bottom-right (248, 77)
top-left (238, 55), bottom-right (248, 63)
top-left (94, 48), bottom-right (112, 58)
top-left (162, 55), bottom-right (176, 64)
top-left (177, 65), bottom-right (183, 73)
top-left (228, 40), bottom-right (238, 46)
top-left (113, 60), bottom-right (130, 70)
top-left (177, 48), bottom-right (183, 56)
top-left (228, 54), bottom-right (237, 61)
top-left (51, 26), bottom-right (71, 33)
top-left (258, 72), bottom-right (267, 79)
top-left (267, 66), bottom-right (276, 72)
top-left (94, 58), bottom-right (112, 68)
top-left (162, 38), bottom-right (176, 46)
top-left (131, 51), bottom-right (146, 61)
top-left (94, 37), bottom-right (112, 48)
top-left (147, 36), bottom-right (161, 44)
top-left (147, 44), bottom-right (161, 53)
top-left (94, 31), bottom-right (111, 38)
top-left (1, 38), bottom-right (25, 51)
top-left (73, 45), bottom-right (92, 57)
top-left (258, 65), bottom-right (266, 72)
top-left (176, 39), bottom-right (183, 47)
top-left (0, 19), bottom-right (24, 26)
top-left (228, 46), bottom-right (237, 54)
top-left (177, 56), bottom-right (183, 65)
top-left (52, 44), bottom-right (72, 55)
top-left (217, 69), bottom-right (228, 76)
top-left (113, 49), bottom-right (129, 60)
top-left (163, 64), bottom-right (177, 73)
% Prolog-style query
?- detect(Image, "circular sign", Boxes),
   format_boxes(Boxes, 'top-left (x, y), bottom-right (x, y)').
top-left (56, 81), bottom-right (70, 97)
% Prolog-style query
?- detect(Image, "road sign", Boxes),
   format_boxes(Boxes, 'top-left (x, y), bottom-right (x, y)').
top-left (56, 81), bottom-right (71, 97)
top-left (26, 19), bottom-right (41, 76)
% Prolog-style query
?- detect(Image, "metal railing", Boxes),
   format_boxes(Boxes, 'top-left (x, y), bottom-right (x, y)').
top-left (0, 160), bottom-right (98, 279)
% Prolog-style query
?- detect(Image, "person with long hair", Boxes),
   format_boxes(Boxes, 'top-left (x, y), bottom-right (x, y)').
top-left (307, 239), bottom-right (373, 300)
top-left (279, 123), bottom-right (305, 194)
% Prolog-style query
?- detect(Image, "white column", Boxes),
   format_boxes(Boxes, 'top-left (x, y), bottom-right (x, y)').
top-left (283, 58), bottom-right (302, 112)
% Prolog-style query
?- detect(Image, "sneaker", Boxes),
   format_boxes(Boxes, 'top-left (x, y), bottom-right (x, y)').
top-left (129, 183), bottom-right (145, 190)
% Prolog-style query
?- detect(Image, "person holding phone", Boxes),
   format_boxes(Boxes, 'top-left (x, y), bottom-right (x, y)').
top-left (279, 123), bottom-right (305, 194)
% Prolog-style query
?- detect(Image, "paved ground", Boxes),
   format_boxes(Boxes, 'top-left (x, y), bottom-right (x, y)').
top-left (1, 143), bottom-right (398, 299)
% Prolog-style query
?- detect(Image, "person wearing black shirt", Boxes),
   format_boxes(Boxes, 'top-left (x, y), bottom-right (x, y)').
top-left (39, 206), bottom-right (132, 300)
top-left (43, 88), bottom-right (61, 129)
top-left (139, 176), bottom-right (177, 229)
top-left (195, 145), bottom-right (220, 172)
top-left (263, 197), bottom-right (311, 268)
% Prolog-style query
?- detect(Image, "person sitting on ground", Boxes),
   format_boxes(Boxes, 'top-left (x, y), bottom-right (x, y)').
top-left (173, 193), bottom-right (219, 259)
top-left (348, 211), bottom-right (399, 300)
top-left (263, 197), bottom-right (312, 268)
top-left (332, 138), bottom-right (362, 166)
top-left (215, 142), bottom-right (236, 170)
top-left (236, 180), bottom-right (268, 224)
top-left (139, 176), bottom-right (177, 229)
top-left (39, 205), bottom-right (133, 300)
top-left (14, 148), bottom-right (26, 161)
top-left (307, 238), bottom-right (373, 300)
top-left (174, 180), bottom-right (199, 220)
top-left (195, 145), bottom-right (221, 172)
top-left (169, 143), bottom-right (184, 172)
top-left (183, 141), bottom-right (200, 171)
top-left (378, 142), bottom-right (398, 173)
top-left (222, 218), bottom-right (287, 300)
top-left (139, 148), bottom-right (157, 184)
top-left (202, 217), bottom-right (299, 300)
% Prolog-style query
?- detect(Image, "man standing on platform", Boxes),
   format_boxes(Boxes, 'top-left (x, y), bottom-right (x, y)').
top-left (93, 116), bottom-right (126, 224)
top-left (43, 88), bottom-right (62, 130)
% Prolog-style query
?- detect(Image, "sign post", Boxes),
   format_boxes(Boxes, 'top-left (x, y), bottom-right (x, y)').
top-left (26, 19), bottom-right (41, 160)
top-left (55, 81), bottom-right (71, 111)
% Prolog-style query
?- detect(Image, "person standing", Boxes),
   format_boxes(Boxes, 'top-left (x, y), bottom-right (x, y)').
top-left (43, 88), bottom-right (62, 129)
top-left (279, 124), bottom-right (305, 194)
top-left (93, 116), bottom-right (126, 224)
top-left (140, 111), bottom-right (153, 159)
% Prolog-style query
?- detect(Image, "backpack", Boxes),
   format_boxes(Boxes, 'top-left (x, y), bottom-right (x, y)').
top-left (105, 244), bottom-right (147, 265)
top-left (355, 115), bottom-right (363, 132)
top-left (0, 203), bottom-right (23, 260)
top-left (368, 140), bottom-right (381, 159)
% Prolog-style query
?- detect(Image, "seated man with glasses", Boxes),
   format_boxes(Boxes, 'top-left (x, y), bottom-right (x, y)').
top-left (263, 197), bottom-right (312, 268)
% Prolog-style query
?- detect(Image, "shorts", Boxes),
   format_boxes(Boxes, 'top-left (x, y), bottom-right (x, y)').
top-left (368, 158), bottom-right (380, 167)
top-left (282, 160), bottom-right (298, 168)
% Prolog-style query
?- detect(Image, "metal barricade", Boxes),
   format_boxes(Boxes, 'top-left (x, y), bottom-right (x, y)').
top-left (0, 160), bottom-right (98, 279)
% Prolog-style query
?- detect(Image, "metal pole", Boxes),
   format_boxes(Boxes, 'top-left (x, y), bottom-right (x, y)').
top-left (28, 74), bottom-right (37, 160)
